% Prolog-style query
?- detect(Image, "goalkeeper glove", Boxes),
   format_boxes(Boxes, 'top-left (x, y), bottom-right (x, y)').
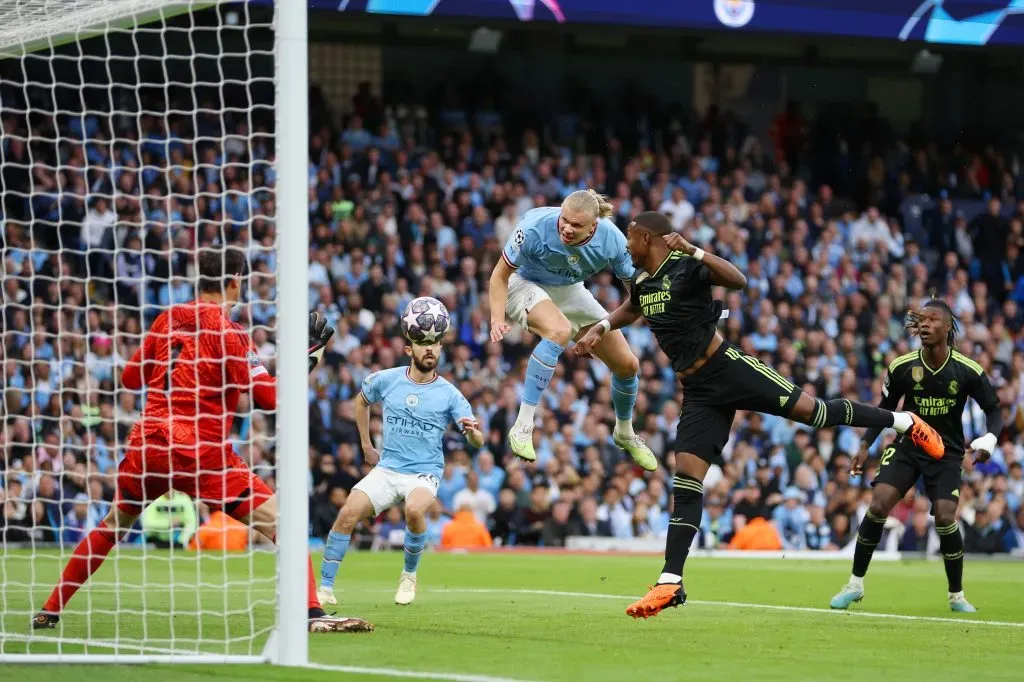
top-left (308, 311), bottom-right (335, 372)
top-left (970, 432), bottom-right (997, 463)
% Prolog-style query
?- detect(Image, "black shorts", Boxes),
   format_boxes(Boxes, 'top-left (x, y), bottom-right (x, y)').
top-left (872, 441), bottom-right (963, 503)
top-left (675, 342), bottom-right (803, 463)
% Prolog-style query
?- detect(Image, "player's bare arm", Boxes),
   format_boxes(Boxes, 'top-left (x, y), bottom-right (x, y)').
top-left (575, 300), bottom-right (642, 356)
top-left (663, 233), bottom-right (746, 290)
top-left (355, 392), bottom-right (380, 465)
top-left (458, 417), bottom-right (485, 448)
top-left (488, 257), bottom-right (514, 343)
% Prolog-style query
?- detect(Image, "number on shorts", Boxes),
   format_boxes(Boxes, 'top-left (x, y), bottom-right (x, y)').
top-left (164, 341), bottom-right (183, 393)
top-left (880, 447), bottom-right (895, 467)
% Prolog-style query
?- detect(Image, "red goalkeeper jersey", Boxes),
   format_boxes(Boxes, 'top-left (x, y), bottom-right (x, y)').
top-left (121, 300), bottom-right (277, 446)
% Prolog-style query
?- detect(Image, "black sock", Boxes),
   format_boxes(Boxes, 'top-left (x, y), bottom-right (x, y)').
top-left (811, 399), bottom-right (894, 429)
top-left (663, 474), bottom-right (704, 579)
top-left (936, 522), bottom-right (964, 592)
top-left (852, 511), bottom-right (886, 578)
top-left (309, 607), bottom-right (325, 619)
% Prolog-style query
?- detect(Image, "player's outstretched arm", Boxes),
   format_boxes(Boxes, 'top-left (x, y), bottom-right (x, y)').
top-left (663, 233), bottom-right (746, 290)
top-left (575, 301), bottom-right (642, 357)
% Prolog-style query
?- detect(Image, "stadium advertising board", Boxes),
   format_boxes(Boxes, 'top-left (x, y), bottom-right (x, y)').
top-left (318, 1), bottom-right (1024, 46)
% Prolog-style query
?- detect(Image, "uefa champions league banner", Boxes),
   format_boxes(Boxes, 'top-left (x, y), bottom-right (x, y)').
top-left (313, 0), bottom-right (1024, 46)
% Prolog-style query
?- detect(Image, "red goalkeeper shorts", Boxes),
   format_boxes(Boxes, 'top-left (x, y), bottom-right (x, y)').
top-left (116, 426), bottom-right (273, 520)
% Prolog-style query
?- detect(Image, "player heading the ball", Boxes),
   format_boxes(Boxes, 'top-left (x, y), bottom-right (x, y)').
top-left (318, 297), bottom-right (484, 607)
top-left (488, 189), bottom-right (656, 471)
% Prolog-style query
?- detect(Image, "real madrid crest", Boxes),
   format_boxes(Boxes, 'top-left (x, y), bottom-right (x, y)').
top-left (406, 394), bottom-right (419, 408)
top-left (912, 366), bottom-right (924, 383)
top-left (948, 380), bottom-right (958, 396)
top-left (661, 275), bottom-right (671, 291)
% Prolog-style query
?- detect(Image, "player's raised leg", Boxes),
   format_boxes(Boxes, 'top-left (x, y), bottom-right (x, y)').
top-left (395, 486), bottom-right (435, 605)
top-left (318, 487), bottom-right (378, 606)
top-left (585, 325), bottom-right (656, 471)
top-left (507, 299), bottom-right (570, 462)
top-left (785, 391), bottom-right (944, 458)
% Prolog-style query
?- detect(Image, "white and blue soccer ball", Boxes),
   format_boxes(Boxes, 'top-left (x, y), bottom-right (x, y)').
top-left (401, 296), bottom-right (450, 344)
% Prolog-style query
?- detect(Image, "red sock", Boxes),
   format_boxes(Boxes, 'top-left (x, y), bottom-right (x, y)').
top-left (307, 556), bottom-right (320, 610)
top-left (43, 522), bottom-right (118, 614)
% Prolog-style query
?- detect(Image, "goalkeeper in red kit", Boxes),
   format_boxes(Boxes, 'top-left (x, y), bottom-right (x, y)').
top-left (33, 247), bottom-right (373, 633)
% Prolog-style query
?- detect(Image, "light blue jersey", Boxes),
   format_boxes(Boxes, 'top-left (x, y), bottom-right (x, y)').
top-left (501, 207), bottom-right (635, 286)
top-left (360, 367), bottom-right (473, 478)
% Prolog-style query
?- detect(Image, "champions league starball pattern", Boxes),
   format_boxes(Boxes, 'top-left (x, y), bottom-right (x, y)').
top-left (401, 297), bottom-right (450, 343)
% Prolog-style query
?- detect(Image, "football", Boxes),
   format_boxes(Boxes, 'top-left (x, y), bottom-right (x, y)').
top-left (401, 296), bottom-right (450, 344)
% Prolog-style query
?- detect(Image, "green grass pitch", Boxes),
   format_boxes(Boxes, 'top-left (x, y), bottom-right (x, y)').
top-left (2, 549), bottom-right (1023, 680)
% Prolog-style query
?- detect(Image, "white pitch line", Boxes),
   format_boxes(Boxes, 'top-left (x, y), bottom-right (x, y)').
top-left (308, 663), bottom-right (537, 682)
top-left (427, 588), bottom-right (1024, 629)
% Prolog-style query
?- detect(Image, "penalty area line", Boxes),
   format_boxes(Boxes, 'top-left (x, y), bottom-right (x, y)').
top-left (427, 588), bottom-right (1024, 629)
top-left (308, 663), bottom-right (539, 682)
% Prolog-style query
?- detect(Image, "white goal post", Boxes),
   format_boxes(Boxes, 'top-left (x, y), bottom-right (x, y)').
top-left (0, 0), bottom-right (309, 666)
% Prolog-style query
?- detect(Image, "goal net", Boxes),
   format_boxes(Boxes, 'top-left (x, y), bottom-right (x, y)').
top-left (0, 0), bottom-right (310, 665)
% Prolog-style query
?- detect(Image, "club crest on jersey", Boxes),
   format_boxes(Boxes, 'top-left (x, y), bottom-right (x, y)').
top-left (912, 366), bottom-right (924, 383)
top-left (246, 350), bottom-right (260, 366)
top-left (661, 275), bottom-right (671, 291)
top-left (948, 380), bottom-right (958, 395)
top-left (567, 254), bottom-right (580, 266)
top-left (406, 394), bottom-right (419, 407)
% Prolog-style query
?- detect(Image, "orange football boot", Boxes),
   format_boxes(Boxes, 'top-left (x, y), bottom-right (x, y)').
top-left (626, 583), bottom-right (686, 619)
top-left (907, 413), bottom-right (945, 460)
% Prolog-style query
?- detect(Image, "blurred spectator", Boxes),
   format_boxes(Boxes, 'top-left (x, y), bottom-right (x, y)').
top-left (440, 503), bottom-right (493, 550)
top-left (452, 471), bottom-right (496, 524)
top-left (964, 501), bottom-right (1018, 554)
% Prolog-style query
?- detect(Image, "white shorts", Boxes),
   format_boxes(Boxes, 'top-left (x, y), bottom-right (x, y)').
top-left (352, 466), bottom-right (440, 516)
top-left (506, 272), bottom-right (609, 338)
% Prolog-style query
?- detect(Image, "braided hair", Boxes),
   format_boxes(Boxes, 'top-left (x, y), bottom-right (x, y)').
top-left (904, 297), bottom-right (960, 347)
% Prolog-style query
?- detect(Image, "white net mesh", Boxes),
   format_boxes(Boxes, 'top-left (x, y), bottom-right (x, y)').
top-left (0, 0), bottom-right (282, 659)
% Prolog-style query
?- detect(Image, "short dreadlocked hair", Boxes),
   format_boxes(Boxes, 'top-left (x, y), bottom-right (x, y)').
top-left (905, 298), bottom-right (960, 347)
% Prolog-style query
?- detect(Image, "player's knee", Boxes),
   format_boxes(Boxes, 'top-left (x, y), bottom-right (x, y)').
top-left (933, 504), bottom-right (958, 529)
top-left (405, 506), bottom-right (427, 527)
top-left (613, 351), bottom-right (640, 378)
top-left (545, 321), bottom-right (572, 347)
top-left (334, 505), bottom-right (362, 534)
top-left (868, 497), bottom-right (894, 519)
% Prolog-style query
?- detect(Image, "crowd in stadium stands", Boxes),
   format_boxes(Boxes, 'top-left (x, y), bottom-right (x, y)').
top-left (2, 82), bottom-right (1024, 558)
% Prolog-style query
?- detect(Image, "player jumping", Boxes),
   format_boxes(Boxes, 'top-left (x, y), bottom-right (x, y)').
top-left (575, 212), bottom-right (945, 619)
top-left (317, 318), bottom-right (484, 606)
top-left (830, 299), bottom-right (1001, 613)
top-left (489, 189), bottom-right (656, 471)
top-left (33, 248), bottom-right (372, 633)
